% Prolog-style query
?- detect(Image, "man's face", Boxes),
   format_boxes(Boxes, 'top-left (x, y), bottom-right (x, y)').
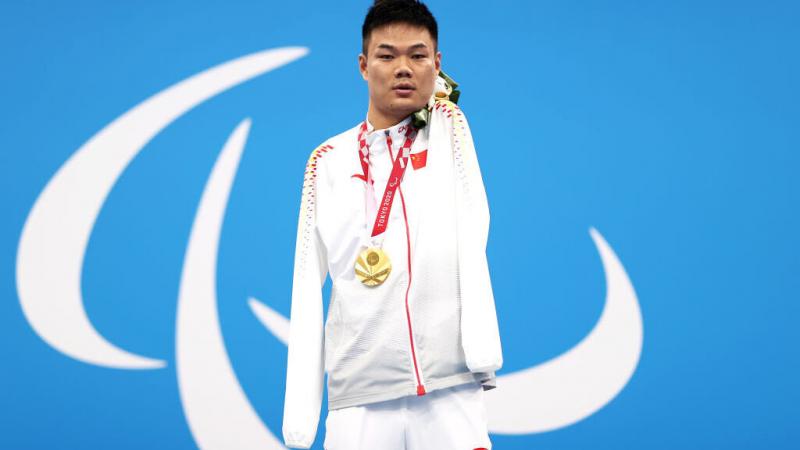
top-left (359, 22), bottom-right (441, 122)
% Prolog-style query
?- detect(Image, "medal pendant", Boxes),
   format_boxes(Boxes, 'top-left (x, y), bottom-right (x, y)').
top-left (355, 247), bottom-right (392, 287)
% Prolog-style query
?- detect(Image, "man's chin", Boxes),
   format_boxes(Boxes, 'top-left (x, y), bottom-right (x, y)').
top-left (391, 99), bottom-right (427, 116)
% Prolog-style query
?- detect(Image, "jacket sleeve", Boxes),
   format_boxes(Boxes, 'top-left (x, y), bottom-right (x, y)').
top-left (282, 144), bottom-right (331, 449)
top-left (445, 102), bottom-right (504, 374)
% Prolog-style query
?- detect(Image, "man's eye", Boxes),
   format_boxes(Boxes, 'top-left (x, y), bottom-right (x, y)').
top-left (379, 55), bottom-right (393, 60)
top-left (412, 54), bottom-right (427, 59)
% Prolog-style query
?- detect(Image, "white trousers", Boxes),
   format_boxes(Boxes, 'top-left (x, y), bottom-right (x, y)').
top-left (323, 381), bottom-right (492, 450)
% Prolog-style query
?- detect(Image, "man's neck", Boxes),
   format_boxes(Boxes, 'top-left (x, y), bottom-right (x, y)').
top-left (367, 105), bottom-right (410, 131)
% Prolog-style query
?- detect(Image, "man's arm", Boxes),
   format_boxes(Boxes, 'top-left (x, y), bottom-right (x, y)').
top-left (282, 144), bottom-right (331, 449)
top-left (442, 102), bottom-right (504, 374)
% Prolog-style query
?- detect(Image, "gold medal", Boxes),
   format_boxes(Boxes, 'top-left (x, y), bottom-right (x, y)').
top-left (355, 246), bottom-right (392, 287)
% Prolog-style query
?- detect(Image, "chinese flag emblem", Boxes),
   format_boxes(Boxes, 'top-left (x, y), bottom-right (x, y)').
top-left (410, 149), bottom-right (428, 170)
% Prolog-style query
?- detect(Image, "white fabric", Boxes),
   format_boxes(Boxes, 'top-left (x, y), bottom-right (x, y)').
top-left (323, 381), bottom-right (492, 450)
top-left (283, 100), bottom-right (503, 449)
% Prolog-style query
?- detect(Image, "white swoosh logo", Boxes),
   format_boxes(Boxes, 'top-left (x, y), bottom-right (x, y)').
top-left (176, 119), bottom-right (286, 449)
top-left (16, 47), bottom-right (308, 369)
top-left (249, 227), bottom-right (643, 433)
top-left (483, 227), bottom-right (643, 433)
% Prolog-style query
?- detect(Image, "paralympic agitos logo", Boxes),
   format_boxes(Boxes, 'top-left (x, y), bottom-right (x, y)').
top-left (15, 47), bottom-right (644, 449)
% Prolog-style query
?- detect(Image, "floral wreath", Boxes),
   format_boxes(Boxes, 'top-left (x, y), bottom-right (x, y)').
top-left (411, 70), bottom-right (460, 129)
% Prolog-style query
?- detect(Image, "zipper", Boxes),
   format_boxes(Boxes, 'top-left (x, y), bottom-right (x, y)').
top-left (399, 185), bottom-right (426, 395)
top-left (387, 136), bottom-right (426, 395)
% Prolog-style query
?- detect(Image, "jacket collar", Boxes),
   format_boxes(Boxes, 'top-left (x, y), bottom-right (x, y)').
top-left (364, 115), bottom-right (413, 154)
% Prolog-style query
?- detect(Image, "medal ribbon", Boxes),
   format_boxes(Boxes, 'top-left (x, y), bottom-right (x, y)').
top-left (357, 121), bottom-right (416, 239)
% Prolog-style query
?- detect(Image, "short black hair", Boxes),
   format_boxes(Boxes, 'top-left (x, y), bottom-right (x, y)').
top-left (361, 0), bottom-right (438, 56)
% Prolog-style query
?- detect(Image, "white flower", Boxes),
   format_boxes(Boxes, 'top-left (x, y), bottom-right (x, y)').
top-left (427, 74), bottom-right (453, 108)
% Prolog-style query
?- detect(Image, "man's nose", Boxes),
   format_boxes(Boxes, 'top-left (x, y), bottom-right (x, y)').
top-left (394, 56), bottom-right (413, 77)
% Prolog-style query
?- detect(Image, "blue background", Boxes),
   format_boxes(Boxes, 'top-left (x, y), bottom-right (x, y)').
top-left (1, 0), bottom-right (798, 448)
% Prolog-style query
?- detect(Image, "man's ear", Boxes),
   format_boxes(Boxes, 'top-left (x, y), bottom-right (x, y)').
top-left (434, 50), bottom-right (442, 74)
top-left (358, 53), bottom-right (368, 81)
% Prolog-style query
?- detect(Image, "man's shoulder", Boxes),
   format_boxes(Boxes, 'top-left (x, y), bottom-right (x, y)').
top-left (431, 99), bottom-right (466, 123)
top-left (433, 98), bottom-right (460, 113)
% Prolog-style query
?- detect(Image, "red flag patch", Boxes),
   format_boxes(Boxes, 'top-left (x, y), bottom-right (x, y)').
top-left (410, 149), bottom-right (428, 170)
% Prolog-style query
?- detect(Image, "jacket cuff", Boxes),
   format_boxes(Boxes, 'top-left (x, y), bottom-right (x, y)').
top-left (467, 360), bottom-right (502, 373)
top-left (284, 432), bottom-right (313, 449)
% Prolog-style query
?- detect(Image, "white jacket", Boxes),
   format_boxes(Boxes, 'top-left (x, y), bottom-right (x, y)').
top-left (282, 100), bottom-right (503, 449)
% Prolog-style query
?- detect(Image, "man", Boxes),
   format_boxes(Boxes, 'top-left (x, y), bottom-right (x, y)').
top-left (282, 1), bottom-right (503, 448)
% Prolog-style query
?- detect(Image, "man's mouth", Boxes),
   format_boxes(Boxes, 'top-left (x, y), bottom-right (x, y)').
top-left (393, 84), bottom-right (415, 96)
